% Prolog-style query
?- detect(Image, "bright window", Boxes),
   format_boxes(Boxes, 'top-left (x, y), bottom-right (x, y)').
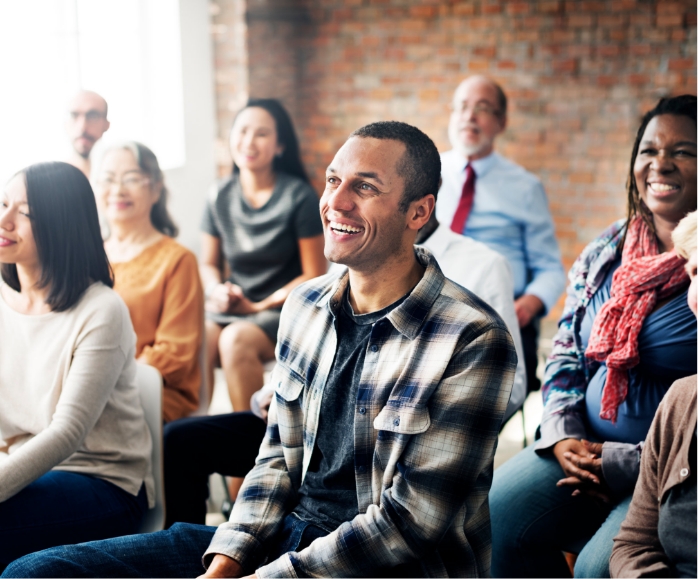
top-left (0, 0), bottom-right (185, 185)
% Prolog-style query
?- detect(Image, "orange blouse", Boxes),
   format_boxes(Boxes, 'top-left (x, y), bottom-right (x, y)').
top-left (112, 236), bottom-right (204, 422)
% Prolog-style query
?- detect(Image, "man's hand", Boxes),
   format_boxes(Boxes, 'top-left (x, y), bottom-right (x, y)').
top-left (514, 294), bottom-right (544, 328)
top-left (199, 554), bottom-right (244, 578)
top-left (553, 439), bottom-right (611, 503)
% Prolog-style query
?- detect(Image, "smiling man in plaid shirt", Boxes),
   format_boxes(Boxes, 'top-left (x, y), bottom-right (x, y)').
top-left (5, 122), bottom-right (516, 579)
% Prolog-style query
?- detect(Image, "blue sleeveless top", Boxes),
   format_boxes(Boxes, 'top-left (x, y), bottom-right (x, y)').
top-left (581, 256), bottom-right (697, 444)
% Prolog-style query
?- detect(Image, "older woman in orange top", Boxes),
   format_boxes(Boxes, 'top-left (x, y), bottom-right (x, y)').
top-left (95, 142), bottom-right (204, 422)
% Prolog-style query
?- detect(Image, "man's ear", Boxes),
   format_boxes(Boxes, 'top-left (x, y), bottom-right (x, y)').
top-left (497, 113), bottom-right (507, 135)
top-left (407, 194), bottom-right (435, 231)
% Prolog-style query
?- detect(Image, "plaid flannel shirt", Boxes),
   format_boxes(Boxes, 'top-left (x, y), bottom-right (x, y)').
top-left (204, 247), bottom-right (517, 578)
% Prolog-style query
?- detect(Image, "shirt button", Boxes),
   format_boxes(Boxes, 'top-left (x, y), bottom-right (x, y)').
top-left (680, 468), bottom-right (689, 477)
top-left (370, 345), bottom-right (378, 352)
top-left (358, 407), bottom-right (366, 414)
top-left (393, 417), bottom-right (400, 426)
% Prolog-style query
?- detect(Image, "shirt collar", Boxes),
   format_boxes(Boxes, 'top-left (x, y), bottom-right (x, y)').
top-left (317, 247), bottom-right (446, 340)
top-left (417, 224), bottom-right (451, 259)
top-left (454, 150), bottom-right (498, 178)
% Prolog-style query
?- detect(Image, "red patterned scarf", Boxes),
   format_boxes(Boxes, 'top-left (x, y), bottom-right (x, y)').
top-left (586, 217), bottom-right (689, 423)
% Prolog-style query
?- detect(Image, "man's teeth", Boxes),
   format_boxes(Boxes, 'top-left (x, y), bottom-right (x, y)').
top-left (649, 183), bottom-right (678, 191)
top-left (330, 221), bottom-right (363, 233)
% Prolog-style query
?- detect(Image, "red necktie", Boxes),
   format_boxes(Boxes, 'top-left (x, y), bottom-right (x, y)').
top-left (450, 164), bottom-right (476, 234)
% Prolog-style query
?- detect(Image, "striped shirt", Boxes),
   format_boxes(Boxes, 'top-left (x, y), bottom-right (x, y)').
top-left (204, 247), bottom-right (517, 577)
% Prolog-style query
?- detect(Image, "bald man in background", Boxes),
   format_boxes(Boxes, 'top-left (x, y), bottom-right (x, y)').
top-left (437, 75), bottom-right (565, 397)
top-left (65, 90), bottom-right (110, 178)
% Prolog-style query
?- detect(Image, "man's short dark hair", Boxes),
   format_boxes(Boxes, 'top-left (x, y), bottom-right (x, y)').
top-left (1, 162), bottom-right (113, 311)
top-left (350, 121), bottom-right (441, 212)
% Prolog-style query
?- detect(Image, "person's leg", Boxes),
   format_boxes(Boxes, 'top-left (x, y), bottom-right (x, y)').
top-left (490, 444), bottom-right (613, 578)
top-left (573, 495), bottom-right (632, 578)
top-left (163, 412), bottom-right (267, 527)
top-left (2, 523), bottom-right (215, 578)
top-left (205, 320), bottom-right (223, 401)
top-left (0, 471), bottom-right (147, 570)
top-left (520, 318), bottom-right (541, 393)
top-left (218, 321), bottom-right (275, 412)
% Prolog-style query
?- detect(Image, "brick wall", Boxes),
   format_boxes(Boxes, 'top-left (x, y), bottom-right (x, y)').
top-left (209, 0), bottom-right (696, 319)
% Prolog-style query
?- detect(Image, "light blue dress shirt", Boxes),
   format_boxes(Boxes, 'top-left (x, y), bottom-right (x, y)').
top-left (436, 149), bottom-right (566, 314)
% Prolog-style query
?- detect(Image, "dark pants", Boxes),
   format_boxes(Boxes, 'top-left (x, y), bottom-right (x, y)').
top-left (520, 317), bottom-right (541, 393)
top-left (163, 411), bottom-right (267, 527)
top-left (2, 516), bottom-right (328, 578)
top-left (0, 471), bottom-right (147, 572)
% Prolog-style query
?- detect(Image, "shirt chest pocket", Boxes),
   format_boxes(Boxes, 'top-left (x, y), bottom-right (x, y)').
top-left (373, 405), bottom-right (430, 474)
top-left (275, 367), bottom-right (306, 403)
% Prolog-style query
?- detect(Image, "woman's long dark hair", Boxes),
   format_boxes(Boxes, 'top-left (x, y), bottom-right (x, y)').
top-left (622, 94), bottom-right (697, 247)
top-left (104, 141), bottom-right (179, 237)
top-left (1, 162), bottom-right (113, 311)
top-left (232, 98), bottom-right (309, 183)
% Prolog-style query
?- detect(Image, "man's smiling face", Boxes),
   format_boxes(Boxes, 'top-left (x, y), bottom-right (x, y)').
top-left (320, 136), bottom-right (410, 273)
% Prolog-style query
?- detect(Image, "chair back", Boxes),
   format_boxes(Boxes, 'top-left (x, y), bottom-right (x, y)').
top-left (192, 318), bottom-right (210, 416)
top-left (136, 362), bottom-right (165, 533)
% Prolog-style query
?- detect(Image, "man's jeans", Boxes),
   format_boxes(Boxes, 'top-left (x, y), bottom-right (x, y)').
top-left (3, 515), bottom-right (328, 578)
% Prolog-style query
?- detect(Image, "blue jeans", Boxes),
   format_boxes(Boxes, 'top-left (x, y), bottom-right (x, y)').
top-left (3, 515), bottom-right (328, 578)
top-left (0, 471), bottom-right (147, 571)
top-left (490, 444), bottom-right (632, 578)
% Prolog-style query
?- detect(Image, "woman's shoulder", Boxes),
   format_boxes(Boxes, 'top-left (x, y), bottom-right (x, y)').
top-left (575, 219), bottom-right (626, 266)
top-left (276, 172), bottom-right (317, 198)
top-left (76, 283), bottom-right (130, 317)
top-left (152, 236), bottom-right (196, 263)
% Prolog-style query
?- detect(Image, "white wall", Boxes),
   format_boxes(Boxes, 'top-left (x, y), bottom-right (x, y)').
top-left (164, 0), bottom-right (217, 255)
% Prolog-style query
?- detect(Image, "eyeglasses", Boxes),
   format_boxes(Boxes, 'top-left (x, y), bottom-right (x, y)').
top-left (68, 110), bottom-right (107, 124)
top-left (449, 101), bottom-right (501, 117)
top-left (96, 176), bottom-right (150, 191)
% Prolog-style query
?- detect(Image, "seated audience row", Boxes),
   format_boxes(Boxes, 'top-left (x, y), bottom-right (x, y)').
top-left (0, 82), bottom-right (694, 578)
top-left (3, 122), bottom-right (518, 578)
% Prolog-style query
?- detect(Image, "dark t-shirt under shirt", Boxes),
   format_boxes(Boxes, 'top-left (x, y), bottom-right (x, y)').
top-left (292, 288), bottom-right (408, 532)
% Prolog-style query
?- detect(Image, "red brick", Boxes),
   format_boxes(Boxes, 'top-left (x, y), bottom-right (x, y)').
top-left (656, 2), bottom-right (686, 14)
top-left (630, 43), bottom-right (652, 56)
top-left (506, 2), bottom-right (530, 15)
top-left (468, 60), bottom-right (490, 71)
top-left (482, 2), bottom-right (502, 15)
top-left (553, 58), bottom-right (578, 73)
top-left (497, 60), bottom-right (517, 69)
top-left (669, 58), bottom-right (695, 71)
top-left (452, 4), bottom-right (476, 16)
top-left (409, 5), bottom-right (438, 18)
top-left (538, 1), bottom-right (562, 13)
top-left (568, 14), bottom-right (595, 27)
top-left (628, 73), bottom-right (650, 85)
top-left (656, 13), bottom-right (684, 27)
top-left (474, 46), bottom-right (497, 57)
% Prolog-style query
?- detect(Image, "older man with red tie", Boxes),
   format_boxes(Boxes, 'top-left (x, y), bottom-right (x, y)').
top-left (437, 75), bottom-right (565, 398)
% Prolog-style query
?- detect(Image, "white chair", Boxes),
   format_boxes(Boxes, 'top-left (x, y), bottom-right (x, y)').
top-left (192, 317), bottom-right (211, 417)
top-left (136, 362), bottom-right (165, 533)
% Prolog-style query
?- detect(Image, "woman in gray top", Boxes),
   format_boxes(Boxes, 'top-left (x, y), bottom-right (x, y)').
top-left (201, 99), bottom-right (325, 412)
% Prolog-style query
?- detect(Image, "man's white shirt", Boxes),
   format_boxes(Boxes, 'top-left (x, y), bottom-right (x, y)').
top-left (420, 224), bottom-right (526, 421)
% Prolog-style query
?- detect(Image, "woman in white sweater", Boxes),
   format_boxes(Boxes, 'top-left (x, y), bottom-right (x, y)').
top-left (0, 162), bottom-right (154, 570)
